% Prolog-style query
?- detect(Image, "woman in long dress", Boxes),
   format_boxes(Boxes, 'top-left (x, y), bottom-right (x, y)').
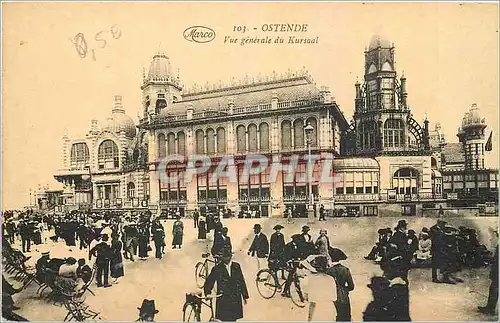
top-left (172, 217), bottom-right (184, 249)
top-left (198, 215), bottom-right (207, 240)
top-left (301, 255), bottom-right (338, 321)
top-left (110, 233), bottom-right (124, 283)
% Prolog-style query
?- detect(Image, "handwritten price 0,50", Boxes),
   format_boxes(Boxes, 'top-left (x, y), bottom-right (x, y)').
top-left (70, 25), bottom-right (122, 61)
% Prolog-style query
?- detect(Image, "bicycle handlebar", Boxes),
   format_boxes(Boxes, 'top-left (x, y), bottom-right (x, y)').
top-left (195, 294), bottom-right (223, 300)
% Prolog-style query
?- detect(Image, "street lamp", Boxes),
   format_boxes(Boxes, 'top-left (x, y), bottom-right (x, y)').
top-left (82, 166), bottom-right (93, 221)
top-left (304, 122), bottom-right (315, 223)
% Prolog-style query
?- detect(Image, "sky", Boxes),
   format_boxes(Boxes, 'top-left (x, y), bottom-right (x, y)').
top-left (2, 2), bottom-right (499, 209)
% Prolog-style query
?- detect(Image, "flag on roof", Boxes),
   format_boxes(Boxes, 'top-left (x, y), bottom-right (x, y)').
top-left (485, 131), bottom-right (493, 151)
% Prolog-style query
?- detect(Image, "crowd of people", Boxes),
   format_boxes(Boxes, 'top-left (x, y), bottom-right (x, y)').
top-left (365, 219), bottom-right (495, 284)
top-left (2, 208), bottom-right (498, 322)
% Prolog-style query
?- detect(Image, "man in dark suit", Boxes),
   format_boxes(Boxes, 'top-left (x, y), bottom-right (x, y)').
top-left (318, 204), bottom-right (326, 221)
top-left (269, 225), bottom-right (286, 278)
top-left (193, 208), bottom-right (199, 228)
top-left (297, 226), bottom-right (315, 259)
top-left (204, 248), bottom-right (249, 322)
top-left (248, 224), bottom-right (269, 270)
top-left (90, 234), bottom-right (112, 288)
top-left (389, 220), bottom-right (410, 281)
top-left (478, 228), bottom-right (498, 315)
top-left (430, 219), bottom-right (448, 283)
top-left (212, 227), bottom-right (232, 256)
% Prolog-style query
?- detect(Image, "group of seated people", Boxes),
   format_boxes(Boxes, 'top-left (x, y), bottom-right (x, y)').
top-left (365, 226), bottom-right (433, 266)
top-left (35, 250), bottom-right (93, 297)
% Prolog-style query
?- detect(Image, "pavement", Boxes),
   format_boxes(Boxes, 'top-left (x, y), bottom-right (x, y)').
top-left (6, 216), bottom-right (499, 321)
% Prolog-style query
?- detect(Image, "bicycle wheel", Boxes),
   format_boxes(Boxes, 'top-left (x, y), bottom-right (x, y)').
top-left (195, 262), bottom-right (207, 288)
top-left (256, 269), bottom-right (278, 299)
top-left (290, 276), bottom-right (307, 308)
top-left (182, 302), bottom-right (200, 322)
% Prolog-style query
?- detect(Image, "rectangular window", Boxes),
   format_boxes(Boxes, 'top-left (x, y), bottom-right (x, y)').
top-left (364, 206), bottom-right (378, 216)
top-left (374, 186), bottom-right (379, 193)
top-left (382, 79), bottom-right (393, 89)
top-left (356, 187), bottom-right (364, 194)
top-left (346, 187), bottom-right (354, 194)
top-left (365, 187), bottom-right (372, 193)
top-left (336, 187), bottom-right (344, 195)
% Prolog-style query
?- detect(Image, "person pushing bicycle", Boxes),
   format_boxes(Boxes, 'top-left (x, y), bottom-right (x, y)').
top-left (280, 234), bottom-right (307, 297)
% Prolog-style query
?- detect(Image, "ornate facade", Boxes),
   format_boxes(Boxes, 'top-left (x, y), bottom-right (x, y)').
top-left (44, 35), bottom-right (497, 216)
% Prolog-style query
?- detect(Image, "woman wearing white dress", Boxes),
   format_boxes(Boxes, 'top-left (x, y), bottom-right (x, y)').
top-left (301, 255), bottom-right (337, 321)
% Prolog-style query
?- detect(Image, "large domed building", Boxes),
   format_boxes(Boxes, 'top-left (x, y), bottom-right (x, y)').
top-left (52, 95), bottom-right (149, 212)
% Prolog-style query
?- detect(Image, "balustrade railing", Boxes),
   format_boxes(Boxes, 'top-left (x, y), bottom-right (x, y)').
top-left (152, 98), bottom-right (322, 123)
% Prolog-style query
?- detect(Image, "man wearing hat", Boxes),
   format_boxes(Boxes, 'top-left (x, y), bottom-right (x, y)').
top-left (137, 299), bottom-right (159, 322)
top-left (89, 234), bottom-right (112, 288)
top-left (380, 255), bottom-right (411, 321)
top-left (248, 224), bottom-right (269, 270)
top-left (18, 219), bottom-right (31, 253)
top-left (363, 276), bottom-right (392, 321)
top-left (204, 248), bottom-right (249, 322)
top-left (430, 219), bottom-right (447, 283)
top-left (35, 249), bottom-right (51, 283)
top-left (268, 225), bottom-right (286, 278)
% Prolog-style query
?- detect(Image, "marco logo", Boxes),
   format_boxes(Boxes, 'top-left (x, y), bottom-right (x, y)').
top-left (183, 26), bottom-right (216, 43)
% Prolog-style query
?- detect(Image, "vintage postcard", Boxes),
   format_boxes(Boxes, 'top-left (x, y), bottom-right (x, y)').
top-left (1, 1), bottom-right (499, 322)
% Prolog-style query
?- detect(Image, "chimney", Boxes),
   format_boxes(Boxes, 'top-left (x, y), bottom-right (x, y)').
top-left (228, 97), bottom-right (235, 114)
top-left (320, 86), bottom-right (332, 104)
top-left (271, 90), bottom-right (278, 109)
top-left (90, 119), bottom-right (99, 133)
top-left (187, 103), bottom-right (194, 120)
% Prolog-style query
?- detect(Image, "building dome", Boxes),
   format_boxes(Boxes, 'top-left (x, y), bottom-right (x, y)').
top-left (102, 95), bottom-right (137, 138)
top-left (148, 52), bottom-right (171, 81)
top-left (368, 35), bottom-right (392, 50)
top-left (333, 158), bottom-right (380, 171)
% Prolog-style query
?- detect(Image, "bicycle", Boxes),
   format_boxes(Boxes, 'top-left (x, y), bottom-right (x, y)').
top-left (182, 291), bottom-right (222, 322)
top-left (194, 253), bottom-right (220, 288)
top-left (256, 259), bottom-right (308, 308)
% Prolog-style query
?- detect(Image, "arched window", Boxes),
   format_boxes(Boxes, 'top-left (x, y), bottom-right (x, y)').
top-left (127, 182), bottom-right (136, 199)
top-left (393, 168), bottom-right (419, 195)
top-left (306, 117), bottom-right (318, 147)
top-left (98, 140), bottom-right (119, 169)
top-left (359, 121), bottom-right (377, 150)
top-left (206, 128), bottom-right (215, 154)
top-left (384, 119), bottom-right (405, 148)
top-left (177, 132), bottom-right (186, 156)
top-left (281, 120), bottom-right (292, 149)
top-left (157, 133), bottom-right (166, 159)
top-left (195, 130), bottom-right (205, 154)
top-left (217, 128), bottom-right (226, 153)
top-left (155, 99), bottom-right (167, 114)
top-left (70, 143), bottom-right (90, 168)
top-left (368, 63), bottom-right (377, 74)
top-left (294, 119), bottom-right (304, 148)
top-left (167, 132), bottom-right (176, 155)
top-left (248, 124), bottom-right (258, 152)
top-left (431, 157), bottom-right (437, 168)
top-left (237, 125), bottom-right (246, 153)
top-left (382, 61), bottom-right (392, 71)
top-left (259, 123), bottom-right (270, 151)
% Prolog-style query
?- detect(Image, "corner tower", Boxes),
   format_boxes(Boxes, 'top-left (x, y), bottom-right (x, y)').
top-left (141, 52), bottom-right (183, 119)
top-left (351, 35), bottom-right (427, 156)
top-left (457, 104), bottom-right (487, 170)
